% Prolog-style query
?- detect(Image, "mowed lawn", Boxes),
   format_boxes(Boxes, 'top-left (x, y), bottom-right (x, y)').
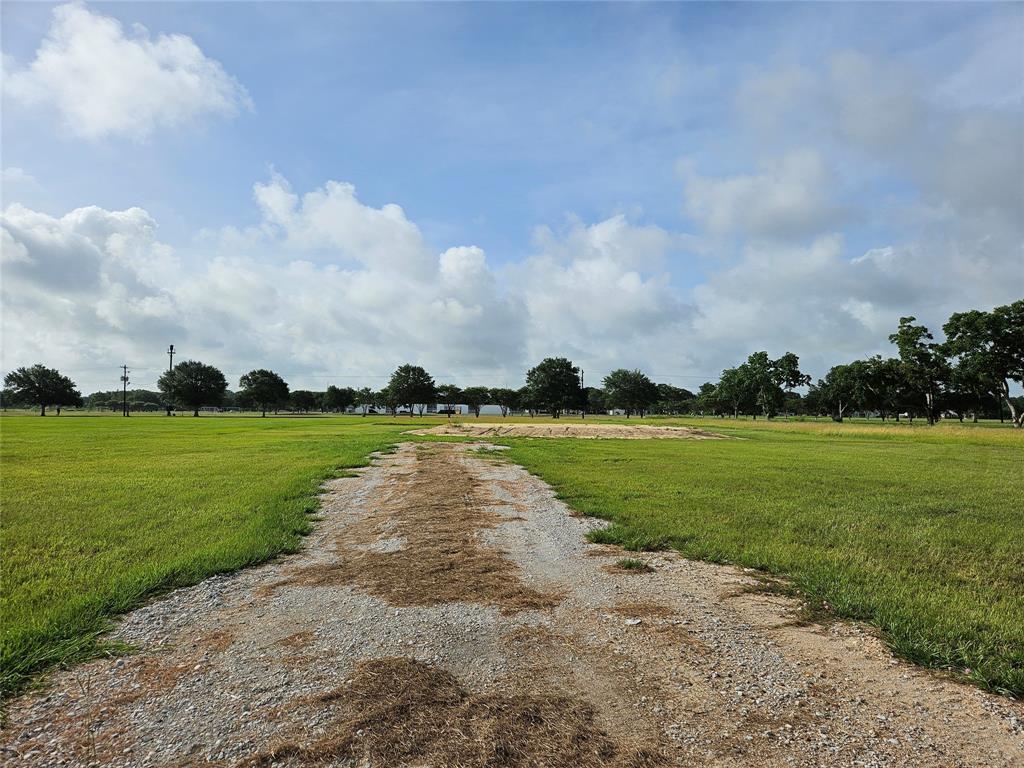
top-left (504, 418), bottom-right (1024, 696)
top-left (2, 415), bottom-right (1022, 699)
top-left (0, 414), bottom-right (415, 698)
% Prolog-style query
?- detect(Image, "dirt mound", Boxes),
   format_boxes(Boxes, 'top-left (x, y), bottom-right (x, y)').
top-left (408, 422), bottom-right (727, 439)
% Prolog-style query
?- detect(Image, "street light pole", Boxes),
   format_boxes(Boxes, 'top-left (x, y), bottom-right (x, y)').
top-left (166, 344), bottom-right (175, 416)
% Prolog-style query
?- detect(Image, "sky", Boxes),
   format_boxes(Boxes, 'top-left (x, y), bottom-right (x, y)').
top-left (2, 1), bottom-right (1022, 394)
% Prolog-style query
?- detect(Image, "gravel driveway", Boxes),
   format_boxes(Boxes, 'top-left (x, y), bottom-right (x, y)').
top-left (2, 441), bottom-right (1021, 767)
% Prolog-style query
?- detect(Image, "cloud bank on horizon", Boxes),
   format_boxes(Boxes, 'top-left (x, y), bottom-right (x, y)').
top-left (1, 2), bottom-right (1022, 393)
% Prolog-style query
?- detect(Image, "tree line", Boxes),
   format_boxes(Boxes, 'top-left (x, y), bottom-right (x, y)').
top-left (3, 300), bottom-right (1021, 426)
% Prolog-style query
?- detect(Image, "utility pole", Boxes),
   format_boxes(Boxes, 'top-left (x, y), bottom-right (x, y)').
top-left (121, 364), bottom-right (130, 417)
top-left (166, 344), bottom-right (175, 416)
top-left (580, 369), bottom-right (585, 419)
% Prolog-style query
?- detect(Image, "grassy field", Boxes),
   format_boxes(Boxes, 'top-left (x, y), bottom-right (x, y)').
top-left (2, 413), bottom-right (1022, 699)
top-left (504, 418), bottom-right (1024, 696)
top-left (0, 414), bottom-right (415, 698)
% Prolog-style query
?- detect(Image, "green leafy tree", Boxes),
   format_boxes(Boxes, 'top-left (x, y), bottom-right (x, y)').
top-left (436, 384), bottom-right (462, 417)
top-left (525, 357), bottom-right (582, 418)
top-left (652, 383), bottom-right (694, 415)
top-left (694, 382), bottom-right (721, 416)
top-left (1, 387), bottom-right (27, 410)
top-left (323, 385), bottom-right (355, 413)
top-left (782, 390), bottom-right (806, 416)
top-left (583, 386), bottom-right (607, 415)
top-left (814, 364), bottom-right (859, 421)
top-left (517, 385), bottom-right (538, 417)
top-left (889, 317), bottom-right (949, 425)
top-left (461, 386), bottom-right (491, 417)
top-left (289, 390), bottom-right (320, 413)
top-left (355, 387), bottom-right (374, 416)
top-left (84, 389), bottom-right (166, 411)
top-left (774, 351), bottom-right (812, 415)
top-left (742, 351), bottom-right (809, 419)
top-left (238, 369), bottom-right (290, 417)
top-left (943, 300), bottom-right (1024, 428)
top-left (158, 361), bottom-right (228, 417)
top-left (489, 387), bottom-right (520, 417)
top-left (715, 367), bottom-right (752, 418)
top-left (947, 356), bottom-right (999, 423)
top-left (603, 369), bottom-right (659, 417)
top-left (3, 364), bottom-right (82, 416)
top-left (377, 387), bottom-right (400, 416)
top-left (387, 364), bottom-right (436, 417)
top-left (741, 352), bottom-right (776, 419)
top-left (861, 356), bottom-right (905, 420)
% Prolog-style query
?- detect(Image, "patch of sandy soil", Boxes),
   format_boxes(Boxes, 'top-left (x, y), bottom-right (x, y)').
top-left (407, 422), bottom-right (728, 439)
top-left (2, 442), bottom-right (1021, 767)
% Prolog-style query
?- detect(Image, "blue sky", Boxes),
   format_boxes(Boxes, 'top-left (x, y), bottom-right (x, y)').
top-left (2, 2), bottom-right (1022, 392)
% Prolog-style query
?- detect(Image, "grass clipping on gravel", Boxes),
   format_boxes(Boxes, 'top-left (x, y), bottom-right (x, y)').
top-left (244, 657), bottom-right (664, 768)
top-left (266, 444), bottom-right (560, 613)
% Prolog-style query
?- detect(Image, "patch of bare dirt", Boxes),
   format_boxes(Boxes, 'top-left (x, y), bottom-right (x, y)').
top-left (407, 422), bottom-right (728, 439)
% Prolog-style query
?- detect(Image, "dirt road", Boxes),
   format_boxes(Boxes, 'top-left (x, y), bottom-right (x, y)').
top-left (3, 442), bottom-right (1021, 767)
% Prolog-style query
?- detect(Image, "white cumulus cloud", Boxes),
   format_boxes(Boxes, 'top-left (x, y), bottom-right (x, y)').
top-left (681, 150), bottom-right (844, 241)
top-left (4, 2), bottom-right (251, 140)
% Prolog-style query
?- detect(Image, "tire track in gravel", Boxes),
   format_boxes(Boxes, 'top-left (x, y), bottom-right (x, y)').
top-left (2, 441), bottom-right (1022, 767)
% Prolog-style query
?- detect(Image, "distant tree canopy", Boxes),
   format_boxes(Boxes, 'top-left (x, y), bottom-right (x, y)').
top-left (583, 386), bottom-right (607, 415)
top-left (355, 387), bottom-right (374, 416)
top-left (651, 383), bottom-right (695, 415)
top-left (387, 364), bottom-right (436, 416)
top-left (525, 357), bottom-right (583, 418)
top-left (376, 386), bottom-right (401, 416)
top-left (323, 385), bottom-right (356, 413)
top-left (436, 384), bottom-right (462, 416)
top-left (701, 351), bottom-right (810, 420)
top-left (157, 360), bottom-right (228, 417)
top-left (461, 386), bottom-right (490, 417)
top-left (889, 317), bottom-right (948, 425)
top-left (14, 302), bottom-right (1021, 426)
top-left (239, 369), bottom-right (290, 417)
top-left (797, 300), bottom-right (1024, 426)
top-left (289, 390), bottom-right (320, 413)
top-left (84, 389), bottom-right (164, 410)
top-left (489, 387), bottom-right (520, 418)
top-left (603, 369), bottom-right (658, 417)
top-left (0, 387), bottom-right (26, 409)
top-left (517, 385), bottom-right (537, 416)
top-left (3, 364), bottom-right (82, 416)
top-left (943, 301), bottom-right (1024, 428)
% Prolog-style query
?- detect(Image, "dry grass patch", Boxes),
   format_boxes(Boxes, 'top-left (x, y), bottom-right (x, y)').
top-left (278, 630), bottom-right (314, 649)
top-left (612, 601), bottom-right (677, 619)
top-left (242, 657), bottom-right (664, 768)
top-left (268, 445), bottom-right (560, 613)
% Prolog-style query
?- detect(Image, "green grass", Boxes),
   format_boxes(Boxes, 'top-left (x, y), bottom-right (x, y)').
top-left (502, 418), bottom-right (1024, 696)
top-left (2, 413), bottom-right (1022, 699)
top-left (0, 413), bottom-right (418, 698)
